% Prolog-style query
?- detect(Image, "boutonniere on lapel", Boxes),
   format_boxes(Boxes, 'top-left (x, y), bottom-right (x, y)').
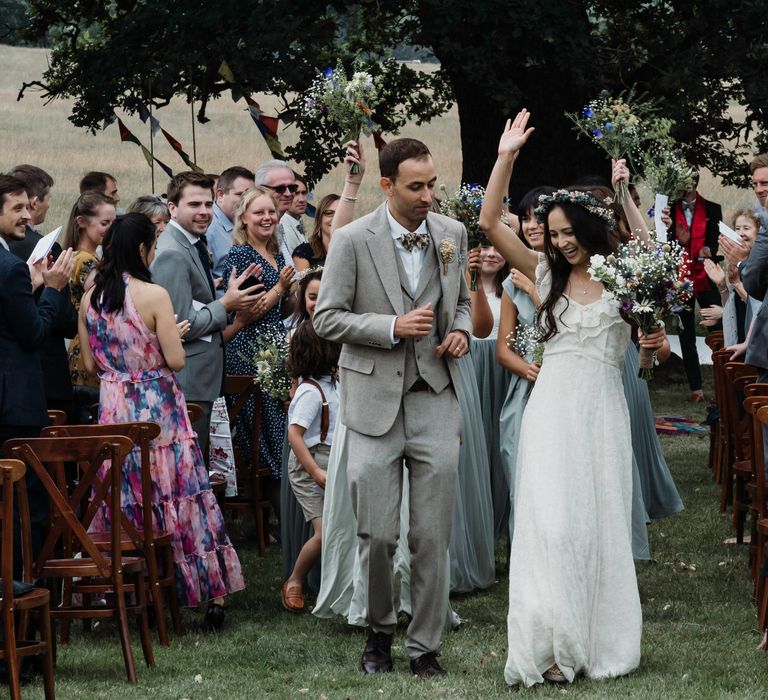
top-left (438, 237), bottom-right (457, 275)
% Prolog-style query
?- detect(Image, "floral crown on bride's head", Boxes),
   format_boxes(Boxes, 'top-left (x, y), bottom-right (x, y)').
top-left (534, 189), bottom-right (617, 230)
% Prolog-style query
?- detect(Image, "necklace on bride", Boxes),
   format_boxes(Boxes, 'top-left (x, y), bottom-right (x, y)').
top-left (569, 270), bottom-right (593, 296)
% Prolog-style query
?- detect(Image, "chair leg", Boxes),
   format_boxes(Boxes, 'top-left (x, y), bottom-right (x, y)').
top-left (134, 570), bottom-right (155, 668)
top-left (145, 546), bottom-right (169, 647)
top-left (164, 545), bottom-right (183, 634)
top-left (4, 608), bottom-right (21, 700)
top-left (39, 602), bottom-right (56, 700)
top-left (114, 578), bottom-right (138, 683)
top-left (252, 477), bottom-right (267, 557)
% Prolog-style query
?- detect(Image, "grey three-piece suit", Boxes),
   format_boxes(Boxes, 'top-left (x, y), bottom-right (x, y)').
top-left (314, 202), bottom-right (472, 657)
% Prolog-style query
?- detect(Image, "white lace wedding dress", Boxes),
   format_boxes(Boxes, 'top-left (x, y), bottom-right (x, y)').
top-left (505, 257), bottom-right (642, 686)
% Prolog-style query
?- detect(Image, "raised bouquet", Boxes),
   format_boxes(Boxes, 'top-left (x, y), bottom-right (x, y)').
top-left (641, 148), bottom-right (695, 200)
top-left (588, 240), bottom-right (692, 380)
top-left (244, 328), bottom-right (291, 401)
top-left (566, 91), bottom-right (655, 204)
top-left (302, 61), bottom-right (382, 173)
top-left (439, 183), bottom-right (488, 290)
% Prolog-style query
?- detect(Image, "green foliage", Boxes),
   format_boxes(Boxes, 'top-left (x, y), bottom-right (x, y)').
top-left (18, 0), bottom-right (768, 190)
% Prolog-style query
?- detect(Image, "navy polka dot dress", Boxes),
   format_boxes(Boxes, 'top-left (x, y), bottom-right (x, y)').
top-left (222, 245), bottom-right (287, 479)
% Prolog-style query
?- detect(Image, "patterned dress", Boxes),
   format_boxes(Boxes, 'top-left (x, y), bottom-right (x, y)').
top-left (68, 250), bottom-right (100, 389)
top-left (222, 245), bottom-right (287, 479)
top-left (87, 275), bottom-right (245, 607)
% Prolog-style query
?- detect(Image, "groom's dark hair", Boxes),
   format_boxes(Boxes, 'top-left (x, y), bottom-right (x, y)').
top-left (379, 138), bottom-right (431, 181)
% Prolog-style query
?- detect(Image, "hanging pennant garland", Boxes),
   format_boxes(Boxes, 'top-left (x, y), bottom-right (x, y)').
top-left (116, 117), bottom-right (174, 178)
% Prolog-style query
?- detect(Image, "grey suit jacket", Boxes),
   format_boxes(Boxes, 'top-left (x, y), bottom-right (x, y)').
top-left (313, 203), bottom-right (472, 436)
top-left (150, 222), bottom-right (228, 401)
top-left (741, 227), bottom-right (768, 371)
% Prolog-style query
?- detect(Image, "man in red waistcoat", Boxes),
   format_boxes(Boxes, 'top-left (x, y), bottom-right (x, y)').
top-left (666, 171), bottom-right (723, 402)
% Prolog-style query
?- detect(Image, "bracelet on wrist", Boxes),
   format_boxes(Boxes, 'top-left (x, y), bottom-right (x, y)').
top-left (341, 195), bottom-right (358, 203)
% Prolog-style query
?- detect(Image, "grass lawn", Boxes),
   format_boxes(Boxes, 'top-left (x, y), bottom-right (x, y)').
top-left (23, 367), bottom-right (768, 699)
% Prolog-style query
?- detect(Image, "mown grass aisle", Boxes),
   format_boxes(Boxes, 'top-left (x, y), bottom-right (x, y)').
top-left (27, 371), bottom-right (768, 698)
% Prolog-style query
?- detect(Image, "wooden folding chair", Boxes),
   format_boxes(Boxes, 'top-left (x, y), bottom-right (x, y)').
top-left (720, 362), bottom-right (757, 516)
top-left (3, 436), bottom-right (154, 683)
top-left (40, 422), bottom-right (180, 647)
top-left (705, 332), bottom-right (725, 475)
top-left (710, 348), bottom-right (731, 483)
top-left (46, 411), bottom-right (67, 427)
top-left (754, 405), bottom-right (768, 633)
top-left (223, 376), bottom-right (271, 555)
top-left (0, 459), bottom-right (56, 700)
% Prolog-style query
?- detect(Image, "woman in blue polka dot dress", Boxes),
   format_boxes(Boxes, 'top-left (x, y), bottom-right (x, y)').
top-left (222, 186), bottom-right (295, 513)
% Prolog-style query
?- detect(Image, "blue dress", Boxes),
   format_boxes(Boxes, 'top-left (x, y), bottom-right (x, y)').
top-left (497, 278), bottom-right (536, 541)
top-left (471, 302), bottom-right (512, 540)
top-left (450, 354), bottom-right (496, 593)
top-left (623, 342), bottom-right (684, 520)
top-left (222, 245), bottom-right (287, 479)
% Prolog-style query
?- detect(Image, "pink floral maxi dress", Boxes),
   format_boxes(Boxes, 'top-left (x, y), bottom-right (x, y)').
top-left (87, 276), bottom-right (245, 606)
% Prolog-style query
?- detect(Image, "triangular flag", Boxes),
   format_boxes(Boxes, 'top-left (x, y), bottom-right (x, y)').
top-left (161, 128), bottom-right (203, 172)
top-left (218, 60), bottom-right (236, 83)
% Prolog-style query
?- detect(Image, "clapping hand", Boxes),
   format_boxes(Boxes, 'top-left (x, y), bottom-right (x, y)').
top-left (343, 139), bottom-right (366, 184)
top-left (498, 109), bottom-right (535, 159)
top-left (703, 258), bottom-right (725, 288)
top-left (177, 319), bottom-right (191, 338)
top-left (41, 247), bottom-right (76, 291)
top-left (221, 263), bottom-right (265, 312)
top-left (277, 264), bottom-right (295, 293)
top-left (699, 305), bottom-right (723, 327)
top-left (719, 235), bottom-right (749, 266)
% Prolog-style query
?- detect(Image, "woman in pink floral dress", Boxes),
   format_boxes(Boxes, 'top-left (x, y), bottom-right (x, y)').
top-left (78, 213), bottom-right (244, 628)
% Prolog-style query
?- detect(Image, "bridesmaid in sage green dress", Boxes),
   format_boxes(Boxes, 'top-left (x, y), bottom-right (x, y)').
top-left (470, 247), bottom-right (512, 540)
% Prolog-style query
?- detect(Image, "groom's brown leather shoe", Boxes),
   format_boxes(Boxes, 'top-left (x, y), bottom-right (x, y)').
top-left (409, 652), bottom-right (446, 679)
top-left (359, 630), bottom-right (394, 673)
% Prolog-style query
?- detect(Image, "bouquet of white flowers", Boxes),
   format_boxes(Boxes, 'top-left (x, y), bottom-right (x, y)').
top-left (588, 240), bottom-right (692, 379)
top-left (439, 183), bottom-right (488, 290)
top-left (302, 62), bottom-right (382, 173)
top-left (243, 328), bottom-right (291, 401)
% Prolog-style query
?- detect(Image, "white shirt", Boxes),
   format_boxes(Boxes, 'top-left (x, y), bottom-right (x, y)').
top-left (387, 206), bottom-right (430, 344)
top-left (168, 219), bottom-right (200, 247)
top-left (0, 237), bottom-right (9, 251)
top-left (288, 375), bottom-right (339, 448)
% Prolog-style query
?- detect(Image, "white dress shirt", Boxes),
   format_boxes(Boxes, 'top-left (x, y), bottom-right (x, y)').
top-left (386, 206), bottom-right (429, 343)
top-left (168, 218), bottom-right (199, 247)
top-left (0, 237), bottom-right (9, 251)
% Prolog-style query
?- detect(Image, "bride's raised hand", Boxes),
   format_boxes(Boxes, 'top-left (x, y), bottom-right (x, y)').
top-left (498, 109), bottom-right (535, 158)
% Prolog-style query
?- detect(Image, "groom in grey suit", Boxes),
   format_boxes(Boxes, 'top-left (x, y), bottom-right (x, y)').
top-left (151, 172), bottom-right (263, 452)
top-left (314, 138), bottom-right (472, 678)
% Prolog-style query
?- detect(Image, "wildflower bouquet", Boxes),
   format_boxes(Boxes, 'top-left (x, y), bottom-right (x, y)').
top-left (244, 328), bottom-right (291, 401)
top-left (641, 148), bottom-right (695, 200)
top-left (302, 62), bottom-right (382, 173)
top-left (588, 240), bottom-right (693, 380)
top-left (566, 91), bottom-right (655, 204)
top-left (439, 183), bottom-right (488, 290)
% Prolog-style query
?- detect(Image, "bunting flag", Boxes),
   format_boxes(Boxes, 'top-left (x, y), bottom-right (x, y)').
top-left (161, 128), bottom-right (204, 172)
top-left (117, 117), bottom-right (174, 178)
top-left (219, 60), bottom-right (285, 160)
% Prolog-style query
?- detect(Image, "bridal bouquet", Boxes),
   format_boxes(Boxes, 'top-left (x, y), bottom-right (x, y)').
top-left (302, 62), bottom-right (382, 173)
top-left (244, 328), bottom-right (291, 401)
top-left (588, 240), bottom-right (692, 380)
top-left (510, 323), bottom-right (544, 364)
top-left (566, 91), bottom-right (655, 204)
top-left (439, 183), bottom-right (488, 290)
top-left (641, 148), bottom-right (695, 200)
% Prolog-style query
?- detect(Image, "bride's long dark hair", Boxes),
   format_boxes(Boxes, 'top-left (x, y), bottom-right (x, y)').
top-left (536, 201), bottom-right (618, 342)
top-left (90, 213), bottom-right (155, 314)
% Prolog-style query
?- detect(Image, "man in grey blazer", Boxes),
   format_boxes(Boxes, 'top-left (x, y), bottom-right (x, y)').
top-left (314, 138), bottom-right (472, 679)
top-left (151, 172), bottom-right (263, 453)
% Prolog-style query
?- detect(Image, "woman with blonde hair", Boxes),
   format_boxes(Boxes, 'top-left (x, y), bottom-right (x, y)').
top-left (62, 190), bottom-right (116, 421)
top-left (221, 186), bottom-right (295, 516)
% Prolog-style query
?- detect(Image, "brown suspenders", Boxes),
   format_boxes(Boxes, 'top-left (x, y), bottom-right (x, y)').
top-left (301, 378), bottom-right (330, 443)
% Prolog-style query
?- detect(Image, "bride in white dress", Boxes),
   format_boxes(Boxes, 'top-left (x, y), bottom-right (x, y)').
top-left (479, 110), bottom-right (646, 686)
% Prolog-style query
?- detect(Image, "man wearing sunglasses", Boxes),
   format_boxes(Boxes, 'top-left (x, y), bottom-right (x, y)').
top-left (254, 160), bottom-right (302, 264)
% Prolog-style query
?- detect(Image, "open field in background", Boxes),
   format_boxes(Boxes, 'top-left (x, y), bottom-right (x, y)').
top-left (0, 43), bottom-right (759, 232)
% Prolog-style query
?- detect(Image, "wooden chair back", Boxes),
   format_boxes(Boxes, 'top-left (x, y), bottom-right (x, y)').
top-left (1, 459), bottom-right (56, 700)
top-left (705, 330), bottom-right (725, 352)
top-left (46, 410), bottom-right (68, 426)
top-left (3, 436), bottom-right (134, 580)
